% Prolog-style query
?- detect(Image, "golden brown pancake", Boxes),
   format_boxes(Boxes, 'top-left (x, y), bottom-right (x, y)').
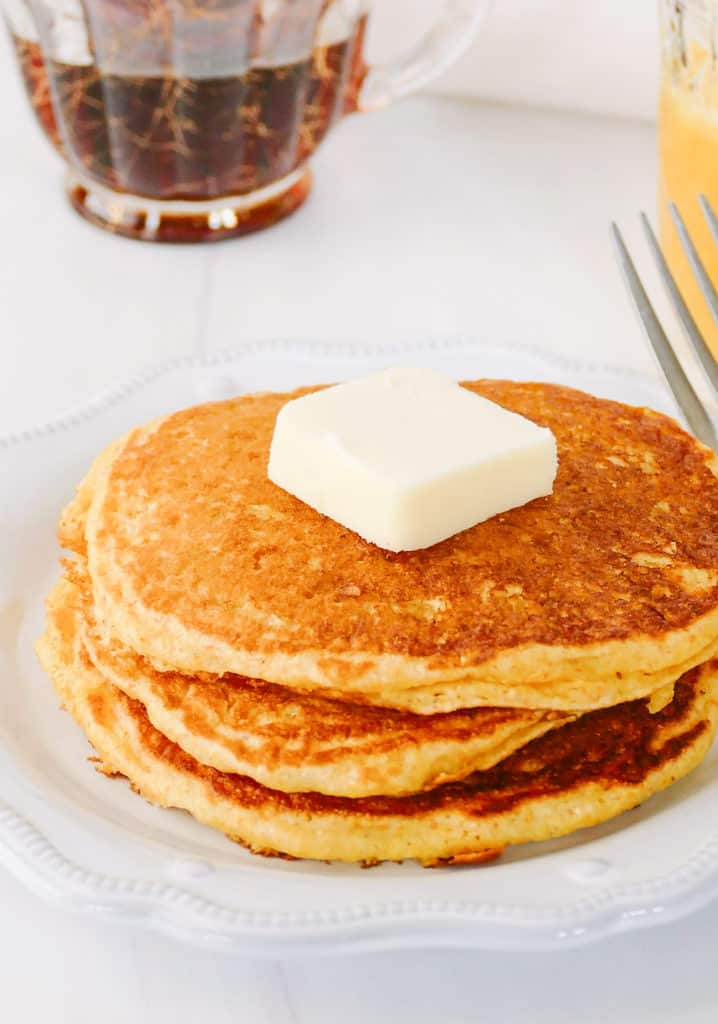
top-left (58, 565), bottom-right (570, 797)
top-left (58, 436), bottom-right (126, 559)
top-left (37, 570), bottom-right (718, 866)
top-left (73, 381), bottom-right (718, 711)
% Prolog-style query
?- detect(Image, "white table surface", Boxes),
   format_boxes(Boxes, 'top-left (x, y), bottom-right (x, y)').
top-left (2, 29), bottom-right (717, 1024)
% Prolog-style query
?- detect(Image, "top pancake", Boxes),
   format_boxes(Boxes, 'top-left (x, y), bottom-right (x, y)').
top-left (75, 380), bottom-right (718, 701)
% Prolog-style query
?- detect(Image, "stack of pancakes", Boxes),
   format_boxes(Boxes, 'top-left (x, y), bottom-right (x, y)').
top-left (37, 380), bottom-right (718, 866)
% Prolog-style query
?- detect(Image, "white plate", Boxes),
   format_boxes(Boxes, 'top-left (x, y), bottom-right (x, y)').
top-left (2, 336), bottom-right (718, 957)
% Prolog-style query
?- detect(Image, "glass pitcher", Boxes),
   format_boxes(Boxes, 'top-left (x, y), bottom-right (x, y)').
top-left (5, 0), bottom-right (489, 242)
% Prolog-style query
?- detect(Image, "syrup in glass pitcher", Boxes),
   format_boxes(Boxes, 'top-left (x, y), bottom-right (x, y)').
top-left (5, 0), bottom-right (489, 242)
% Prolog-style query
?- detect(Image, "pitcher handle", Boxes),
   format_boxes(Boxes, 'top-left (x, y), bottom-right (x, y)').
top-left (357, 0), bottom-right (492, 112)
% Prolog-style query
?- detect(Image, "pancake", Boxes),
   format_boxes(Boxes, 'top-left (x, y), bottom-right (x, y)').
top-left (74, 380), bottom-right (718, 711)
top-left (37, 570), bottom-right (718, 866)
top-left (59, 566), bottom-right (571, 797)
top-left (58, 436), bottom-right (126, 559)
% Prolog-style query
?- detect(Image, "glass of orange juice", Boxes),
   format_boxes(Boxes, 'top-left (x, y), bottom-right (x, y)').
top-left (659, 0), bottom-right (718, 353)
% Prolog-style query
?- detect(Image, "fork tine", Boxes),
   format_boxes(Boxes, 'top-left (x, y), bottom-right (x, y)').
top-left (670, 202), bottom-right (718, 334)
top-left (611, 222), bottom-right (717, 450)
top-left (699, 194), bottom-right (718, 247)
top-left (640, 212), bottom-right (718, 395)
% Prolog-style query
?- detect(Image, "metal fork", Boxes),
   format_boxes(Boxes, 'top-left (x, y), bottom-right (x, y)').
top-left (611, 198), bottom-right (718, 450)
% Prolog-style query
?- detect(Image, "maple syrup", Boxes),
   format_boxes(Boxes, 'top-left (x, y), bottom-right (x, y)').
top-left (11, 17), bottom-right (366, 201)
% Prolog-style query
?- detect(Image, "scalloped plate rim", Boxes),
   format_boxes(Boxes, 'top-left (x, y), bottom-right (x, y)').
top-left (0, 334), bottom-right (667, 449)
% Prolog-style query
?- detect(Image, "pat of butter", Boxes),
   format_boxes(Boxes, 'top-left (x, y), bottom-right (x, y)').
top-left (267, 368), bottom-right (558, 552)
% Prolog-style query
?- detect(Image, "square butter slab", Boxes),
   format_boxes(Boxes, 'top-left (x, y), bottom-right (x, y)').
top-left (268, 367), bottom-right (557, 551)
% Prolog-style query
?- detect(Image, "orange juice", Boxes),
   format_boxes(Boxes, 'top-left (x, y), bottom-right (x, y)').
top-left (659, 3), bottom-right (718, 354)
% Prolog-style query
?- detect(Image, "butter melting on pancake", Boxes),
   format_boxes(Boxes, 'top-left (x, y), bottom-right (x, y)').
top-left (75, 381), bottom-right (718, 711)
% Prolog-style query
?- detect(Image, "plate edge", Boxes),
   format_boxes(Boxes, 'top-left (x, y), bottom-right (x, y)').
top-left (0, 335), bottom-right (667, 450)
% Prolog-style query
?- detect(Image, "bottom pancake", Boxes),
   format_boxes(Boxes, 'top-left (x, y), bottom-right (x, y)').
top-left (37, 587), bottom-right (718, 867)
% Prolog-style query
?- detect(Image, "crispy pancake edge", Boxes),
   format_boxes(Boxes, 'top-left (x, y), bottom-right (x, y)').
top-left (37, 578), bottom-right (718, 866)
top-left (75, 576), bottom-right (570, 797)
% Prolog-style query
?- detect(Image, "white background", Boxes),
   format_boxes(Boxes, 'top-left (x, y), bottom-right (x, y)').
top-left (375, 0), bottom-right (659, 119)
top-left (2, 1), bottom-right (717, 1021)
